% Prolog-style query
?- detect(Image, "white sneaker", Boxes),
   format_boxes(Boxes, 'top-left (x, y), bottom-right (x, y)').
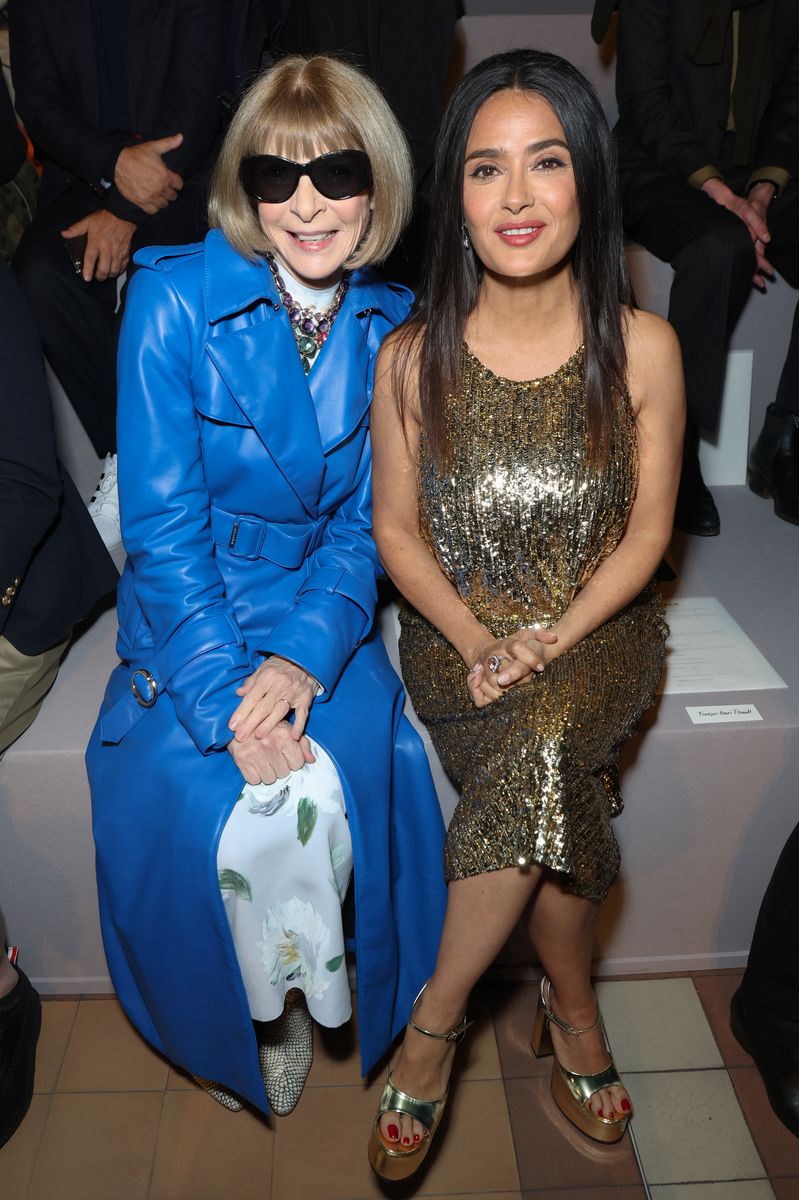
top-left (88, 452), bottom-right (122, 551)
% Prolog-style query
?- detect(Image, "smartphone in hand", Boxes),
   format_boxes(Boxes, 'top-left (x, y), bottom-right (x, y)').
top-left (63, 232), bottom-right (88, 276)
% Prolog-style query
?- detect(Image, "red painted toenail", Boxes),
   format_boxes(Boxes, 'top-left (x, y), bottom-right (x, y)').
top-left (402, 1136), bottom-right (411, 1145)
top-left (387, 1124), bottom-right (399, 1139)
top-left (598, 1108), bottom-right (604, 1117)
top-left (413, 1134), bottom-right (421, 1143)
top-left (621, 1099), bottom-right (631, 1113)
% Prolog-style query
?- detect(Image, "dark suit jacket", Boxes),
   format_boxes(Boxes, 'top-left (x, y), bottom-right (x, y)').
top-left (613, 0), bottom-right (799, 222)
top-left (0, 255), bottom-right (117, 654)
top-left (8, 0), bottom-right (229, 224)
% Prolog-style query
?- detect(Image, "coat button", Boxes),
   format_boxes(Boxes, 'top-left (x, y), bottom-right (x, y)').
top-left (13, 578), bottom-right (21, 587)
top-left (1, 596), bottom-right (10, 606)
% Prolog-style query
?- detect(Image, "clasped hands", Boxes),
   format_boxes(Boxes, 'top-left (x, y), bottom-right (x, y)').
top-left (466, 626), bottom-right (559, 708)
top-left (702, 176), bottom-right (777, 290)
top-left (226, 655), bottom-right (320, 786)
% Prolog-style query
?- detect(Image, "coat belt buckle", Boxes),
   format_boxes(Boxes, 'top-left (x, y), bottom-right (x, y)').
top-left (131, 668), bottom-right (158, 708)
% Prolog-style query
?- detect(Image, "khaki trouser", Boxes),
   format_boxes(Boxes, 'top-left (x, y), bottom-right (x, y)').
top-left (0, 634), bottom-right (70, 757)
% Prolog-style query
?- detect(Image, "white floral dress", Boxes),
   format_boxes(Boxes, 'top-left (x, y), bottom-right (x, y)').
top-left (217, 738), bottom-right (353, 1026)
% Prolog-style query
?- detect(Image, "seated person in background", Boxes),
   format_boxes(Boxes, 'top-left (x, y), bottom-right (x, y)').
top-left (595, 0), bottom-right (799, 535)
top-left (0, 235), bottom-right (117, 1155)
top-left (7, 0), bottom-right (230, 550)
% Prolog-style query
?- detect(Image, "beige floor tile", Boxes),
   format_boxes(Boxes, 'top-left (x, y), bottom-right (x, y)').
top-left (56, 999), bottom-right (168, 1093)
top-left (596, 979), bottom-right (723, 1073)
top-left (273, 1077), bottom-right (517, 1200)
top-left (149, 1090), bottom-right (273, 1200)
top-left (419, 1078), bottom-right (519, 1195)
top-left (165, 1065), bottom-right (199, 1091)
top-left (651, 1184), bottom-right (776, 1199)
top-left (34, 1001), bottom-right (78, 1093)
top-left (27, 1092), bottom-right (163, 1200)
top-left (629, 1069), bottom-right (766, 1184)
top-left (0, 1094), bottom-right (52, 1200)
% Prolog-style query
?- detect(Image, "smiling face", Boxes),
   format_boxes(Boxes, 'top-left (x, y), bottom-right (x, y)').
top-left (256, 146), bottom-right (372, 290)
top-left (462, 89), bottom-right (580, 281)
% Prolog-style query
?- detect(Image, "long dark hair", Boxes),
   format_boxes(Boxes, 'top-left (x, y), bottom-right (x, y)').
top-left (395, 47), bottom-right (634, 468)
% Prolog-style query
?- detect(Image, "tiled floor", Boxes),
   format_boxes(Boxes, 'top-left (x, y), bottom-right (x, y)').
top-left (1, 972), bottom-right (797, 1199)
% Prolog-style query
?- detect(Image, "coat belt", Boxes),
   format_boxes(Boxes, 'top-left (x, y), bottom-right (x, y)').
top-left (209, 504), bottom-right (329, 568)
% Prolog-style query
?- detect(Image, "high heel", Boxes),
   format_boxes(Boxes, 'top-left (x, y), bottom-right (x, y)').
top-left (531, 976), bottom-right (629, 1144)
top-left (368, 983), bottom-right (472, 1181)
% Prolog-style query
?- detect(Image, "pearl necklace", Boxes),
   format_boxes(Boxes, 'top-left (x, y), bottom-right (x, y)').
top-left (266, 254), bottom-right (350, 375)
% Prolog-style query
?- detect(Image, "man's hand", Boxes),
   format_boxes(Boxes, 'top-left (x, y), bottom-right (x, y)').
top-left (747, 181), bottom-right (778, 289)
top-left (114, 134), bottom-right (184, 213)
top-left (701, 176), bottom-right (775, 288)
top-left (61, 211), bottom-right (136, 282)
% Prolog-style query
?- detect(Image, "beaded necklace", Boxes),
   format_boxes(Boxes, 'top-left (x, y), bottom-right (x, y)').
top-left (266, 254), bottom-right (350, 375)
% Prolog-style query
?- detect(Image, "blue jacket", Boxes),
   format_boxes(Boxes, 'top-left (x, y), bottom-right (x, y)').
top-left (86, 229), bottom-right (447, 1112)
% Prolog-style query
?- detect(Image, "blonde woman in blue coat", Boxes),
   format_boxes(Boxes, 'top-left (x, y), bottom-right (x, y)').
top-left (86, 56), bottom-right (447, 1117)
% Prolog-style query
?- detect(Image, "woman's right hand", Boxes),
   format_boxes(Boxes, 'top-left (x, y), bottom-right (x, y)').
top-left (226, 720), bottom-right (316, 785)
top-left (466, 627), bottom-right (558, 708)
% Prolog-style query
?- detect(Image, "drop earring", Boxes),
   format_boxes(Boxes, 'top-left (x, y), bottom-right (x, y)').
top-left (461, 223), bottom-right (471, 251)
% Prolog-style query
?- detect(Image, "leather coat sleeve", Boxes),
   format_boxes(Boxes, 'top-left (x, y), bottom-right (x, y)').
top-left (117, 266), bottom-right (251, 753)
top-left (262, 434), bottom-right (379, 701)
top-left (8, 0), bottom-right (129, 186)
top-left (616, 0), bottom-right (718, 179)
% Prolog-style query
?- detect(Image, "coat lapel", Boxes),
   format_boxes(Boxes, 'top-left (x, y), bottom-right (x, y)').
top-left (202, 232), bottom-right (325, 514)
top-left (206, 318), bottom-right (325, 514)
top-left (308, 274), bottom-right (413, 454)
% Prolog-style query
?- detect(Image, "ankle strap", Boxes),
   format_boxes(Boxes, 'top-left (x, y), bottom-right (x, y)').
top-left (407, 983), bottom-right (473, 1044)
top-left (539, 977), bottom-right (601, 1038)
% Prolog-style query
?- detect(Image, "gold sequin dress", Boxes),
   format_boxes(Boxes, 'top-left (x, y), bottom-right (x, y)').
top-left (398, 345), bottom-right (667, 903)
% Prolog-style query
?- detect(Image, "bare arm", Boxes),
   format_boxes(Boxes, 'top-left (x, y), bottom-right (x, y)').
top-left (543, 309), bottom-right (684, 661)
top-left (371, 337), bottom-right (555, 706)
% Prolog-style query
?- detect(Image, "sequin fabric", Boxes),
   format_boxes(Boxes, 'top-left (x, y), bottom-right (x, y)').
top-left (398, 345), bottom-right (667, 903)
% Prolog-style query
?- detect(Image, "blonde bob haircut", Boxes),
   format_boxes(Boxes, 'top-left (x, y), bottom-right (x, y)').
top-left (209, 56), bottom-right (414, 267)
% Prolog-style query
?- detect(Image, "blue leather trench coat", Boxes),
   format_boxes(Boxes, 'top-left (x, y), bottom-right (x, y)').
top-left (86, 229), bottom-right (447, 1113)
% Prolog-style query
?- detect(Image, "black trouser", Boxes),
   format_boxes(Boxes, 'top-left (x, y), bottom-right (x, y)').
top-left (739, 820), bottom-right (799, 1044)
top-left (12, 179), bottom-right (208, 457)
top-left (625, 161), bottom-right (799, 434)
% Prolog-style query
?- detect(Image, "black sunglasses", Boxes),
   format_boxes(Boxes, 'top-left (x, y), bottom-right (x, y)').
top-left (240, 150), bottom-right (373, 204)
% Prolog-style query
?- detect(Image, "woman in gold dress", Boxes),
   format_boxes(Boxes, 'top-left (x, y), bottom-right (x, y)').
top-left (367, 49), bottom-right (684, 1178)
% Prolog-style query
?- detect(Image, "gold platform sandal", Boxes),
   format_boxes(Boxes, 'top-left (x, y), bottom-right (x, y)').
top-left (530, 976), bottom-right (629, 1144)
top-left (368, 984), bottom-right (472, 1181)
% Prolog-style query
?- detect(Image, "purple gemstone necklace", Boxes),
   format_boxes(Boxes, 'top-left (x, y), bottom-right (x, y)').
top-left (266, 254), bottom-right (350, 375)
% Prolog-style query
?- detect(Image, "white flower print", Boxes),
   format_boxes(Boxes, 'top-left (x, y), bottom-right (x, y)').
top-left (258, 896), bottom-right (331, 1000)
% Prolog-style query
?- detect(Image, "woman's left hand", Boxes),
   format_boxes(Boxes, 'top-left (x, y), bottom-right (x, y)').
top-left (229, 656), bottom-right (320, 742)
top-left (467, 626), bottom-right (559, 707)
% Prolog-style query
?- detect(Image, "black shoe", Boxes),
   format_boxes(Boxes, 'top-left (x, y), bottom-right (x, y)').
top-left (748, 405), bottom-right (799, 524)
top-left (674, 424), bottom-right (720, 536)
top-left (0, 966), bottom-right (42, 1148)
top-left (730, 987), bottom-right (799, 1137)
top-left (674, 476), bottom-right (720, 536)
